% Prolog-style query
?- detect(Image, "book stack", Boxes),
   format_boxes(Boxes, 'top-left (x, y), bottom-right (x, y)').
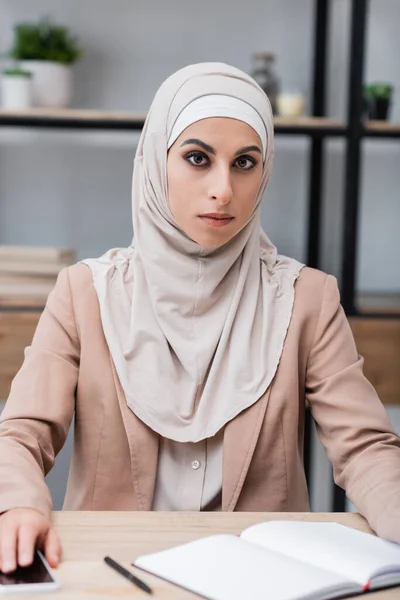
top-left (0, 245), bottom-right (75, 307)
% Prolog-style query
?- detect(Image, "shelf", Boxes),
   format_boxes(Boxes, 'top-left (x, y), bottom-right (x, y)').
top-left (274, 117), bottom-right (345, 136)
top-left (0, 108), bottom-right (346, 136)
top-left (0, 296), bottom-right (46, 311)
top-left (363, 121), bottom-right (400, 138)
top-left (356, 292), bottom-right (400, 316)
top-left (0, 108), bottom-right (147, 131)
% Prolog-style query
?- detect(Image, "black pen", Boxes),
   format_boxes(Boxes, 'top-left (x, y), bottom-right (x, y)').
top-left (104, 556), bottom-right (153, 595)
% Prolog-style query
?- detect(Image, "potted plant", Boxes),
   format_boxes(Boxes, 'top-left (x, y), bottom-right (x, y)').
top-left (364, 83), bottom-right (394, 121)
top-left (1, 67), bottom-right (32, 109)
top-left (8, 17), bottom-right (82, 108)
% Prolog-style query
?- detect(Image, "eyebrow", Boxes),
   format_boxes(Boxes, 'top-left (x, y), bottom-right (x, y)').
top-left (180, 138), bottom-right (262, 157)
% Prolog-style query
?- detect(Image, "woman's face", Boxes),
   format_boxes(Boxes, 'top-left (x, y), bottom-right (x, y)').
top-left (167, 117), bottom-right (263, 248)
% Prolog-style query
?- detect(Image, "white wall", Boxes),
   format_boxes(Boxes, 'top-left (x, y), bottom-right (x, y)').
top-left (0, 0), bottom-right (399, 509)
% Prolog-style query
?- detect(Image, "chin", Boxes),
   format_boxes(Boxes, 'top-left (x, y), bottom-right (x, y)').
top-left (191, 231), bottom-right (235, 249)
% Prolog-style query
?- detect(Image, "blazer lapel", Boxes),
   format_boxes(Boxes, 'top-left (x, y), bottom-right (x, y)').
top-left (222, 387), bottom-right (271, 511)
top-left (110, 357), bottom-right (159, 510)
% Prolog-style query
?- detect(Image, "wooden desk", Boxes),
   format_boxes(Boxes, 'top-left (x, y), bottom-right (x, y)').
top-left (45, 511), bottom-right (397, 598)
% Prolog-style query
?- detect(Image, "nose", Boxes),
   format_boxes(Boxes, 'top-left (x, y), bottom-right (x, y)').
top-left (208, 166), bottom-right (234, 205)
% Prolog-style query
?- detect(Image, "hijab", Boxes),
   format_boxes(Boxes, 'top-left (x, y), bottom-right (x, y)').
top-left (82, 62), bottom-right (304, 443)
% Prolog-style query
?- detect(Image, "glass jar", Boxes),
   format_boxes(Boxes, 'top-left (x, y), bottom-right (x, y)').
top-left (277, 92), bottom-right (305, 118)
top-left (251, 53), bottom-right (280, 114)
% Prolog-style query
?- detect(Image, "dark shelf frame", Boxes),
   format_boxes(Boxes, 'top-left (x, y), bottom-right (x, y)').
top-left (0, 115), bottom-right (146, 131)
top-left (305, 0), bottom-right (400, 511)
top-left (341, 0), bottom-right (369, 317)
top-left (334, 0), bottom-right (400, 510)
top-left (340, 0), bottom-right (400, 318)
top-left (363, 128), bottom-right (400, 139)
top-left (306, 0), bottom-right (330, 270)
top-left (303, 0), bottom-right (331, 488)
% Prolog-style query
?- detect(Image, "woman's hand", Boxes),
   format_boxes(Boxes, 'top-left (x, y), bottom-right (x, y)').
top-left (0, 508), bottom-right (62, 573)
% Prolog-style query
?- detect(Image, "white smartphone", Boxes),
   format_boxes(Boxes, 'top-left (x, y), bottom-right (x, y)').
top-left (0, 550), bottom-right (59, 594)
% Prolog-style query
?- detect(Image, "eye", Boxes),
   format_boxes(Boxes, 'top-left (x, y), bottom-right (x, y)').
top-left (235, 156), bottom-right (257, 170)
top-left (185, 151), bottom-right (209, 167)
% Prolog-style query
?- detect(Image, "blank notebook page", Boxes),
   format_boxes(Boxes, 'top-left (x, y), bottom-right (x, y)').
top-left (135, 534), bottom-right (355, 600)
top-left (240, 521), bottom-right (400, 586)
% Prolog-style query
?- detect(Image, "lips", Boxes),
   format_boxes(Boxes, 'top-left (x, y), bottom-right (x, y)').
top-left (199, 213), bottom-right (234, 220)
top-left (199, 213), bottom-right (235, 228)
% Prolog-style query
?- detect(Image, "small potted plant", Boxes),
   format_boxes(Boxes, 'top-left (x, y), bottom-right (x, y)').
top-left (8, 17), bottom-right (82, 108)
top-left (1, 67), bottom-right (32, 109)
top-left (364, 83), bottom-right (394, 121)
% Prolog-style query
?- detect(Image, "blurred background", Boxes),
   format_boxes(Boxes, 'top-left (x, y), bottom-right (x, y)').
top-left (0, 0), bottom-right (399, 513)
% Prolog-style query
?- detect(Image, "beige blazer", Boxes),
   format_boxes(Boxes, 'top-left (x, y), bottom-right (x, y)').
top-left (1, 264), bottom-right (400, 540)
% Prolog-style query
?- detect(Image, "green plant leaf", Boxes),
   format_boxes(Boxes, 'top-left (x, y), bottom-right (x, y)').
top-left (365, 82), bottom-right (393, 100)
top-left (2, 67), bottom-right (32, 77)
top-left (8, 17), bottom-right (82, 65)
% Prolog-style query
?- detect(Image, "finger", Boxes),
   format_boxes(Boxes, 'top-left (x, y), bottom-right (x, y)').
top-left (44, 528), bottom-right (62, 568)
top-left (17, 524), bottom-right (40, 567)
top-left (0, 521), bottom-right (18, 573)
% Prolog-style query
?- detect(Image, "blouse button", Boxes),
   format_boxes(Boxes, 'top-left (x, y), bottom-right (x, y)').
top-left (191, 459), bottom-right (201, 470)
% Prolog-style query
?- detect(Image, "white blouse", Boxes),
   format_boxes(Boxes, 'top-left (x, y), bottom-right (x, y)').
top-left (152, 428), bottom-right (224, 511)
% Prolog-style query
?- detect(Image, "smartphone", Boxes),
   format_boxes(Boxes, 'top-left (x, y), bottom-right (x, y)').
top-left (0, 550), bottom-right (59, 593)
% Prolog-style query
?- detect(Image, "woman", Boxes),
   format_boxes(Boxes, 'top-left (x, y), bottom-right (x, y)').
top-left (0, 62), bottom-right (399, 574)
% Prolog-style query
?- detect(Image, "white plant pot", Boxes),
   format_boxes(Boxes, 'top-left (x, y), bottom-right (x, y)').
top-left (1, 75), bottom-right (32, 109)
top-left (20, 60), bottom-right (73, 108)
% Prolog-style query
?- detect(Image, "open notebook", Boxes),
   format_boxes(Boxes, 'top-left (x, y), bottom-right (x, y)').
top-left (133, 521), bottom-right (400, 600)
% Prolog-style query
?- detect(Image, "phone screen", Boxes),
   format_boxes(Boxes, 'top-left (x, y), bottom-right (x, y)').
top-left (0, 551), bottom-right (55, 586)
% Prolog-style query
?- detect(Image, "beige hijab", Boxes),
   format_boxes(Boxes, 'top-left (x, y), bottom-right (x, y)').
top-left (82, 62), bottom-right (304, 443)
